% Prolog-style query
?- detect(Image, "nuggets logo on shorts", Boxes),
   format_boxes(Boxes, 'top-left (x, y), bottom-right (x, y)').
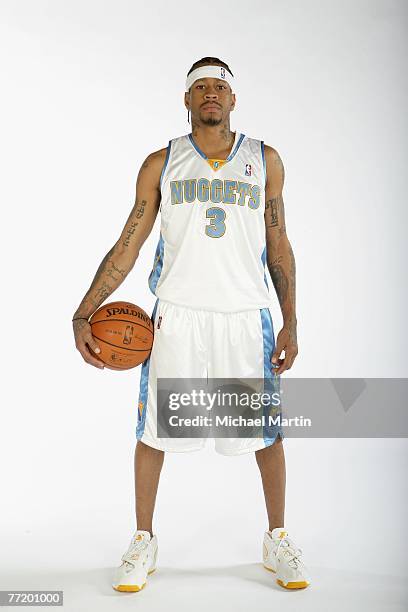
top-left (138, 401), bottom-right (144, 417)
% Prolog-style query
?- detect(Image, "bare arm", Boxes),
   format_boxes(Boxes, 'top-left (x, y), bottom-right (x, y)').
top-left (264, 145), bottom-right (298, 374)
top-left (72, 147), bottom-right (166, 368)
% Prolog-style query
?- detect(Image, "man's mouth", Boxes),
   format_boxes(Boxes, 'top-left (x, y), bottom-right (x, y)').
top-left (202, 104), bottom-right (221, 111)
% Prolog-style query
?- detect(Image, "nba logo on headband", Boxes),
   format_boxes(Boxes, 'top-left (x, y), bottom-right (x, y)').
top-left (185, 65), bottom-right (234, 92)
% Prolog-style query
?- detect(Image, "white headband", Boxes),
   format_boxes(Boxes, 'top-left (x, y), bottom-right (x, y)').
top-left (185, 65), bottom-right (234, 92)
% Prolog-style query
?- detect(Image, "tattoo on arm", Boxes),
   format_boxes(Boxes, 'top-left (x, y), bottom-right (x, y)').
top-left (288, 244), bottom-right (296, 312)
top-left (123, 199), bottom-right (147, 248)
top-left (265, 195), bottom-right (286, 235)
top-left (73, 195), bottom-right (150, 321)
top-left (268, 247), bottom-right (297, 341)
top-left (93, 246), bottom-right (115, 279)
top-left (270, 199), bottom-right (279, 227)
top-left (270, 262), bottom-right (289, 307)
top-left (74, 242), bottom-right (130, 319)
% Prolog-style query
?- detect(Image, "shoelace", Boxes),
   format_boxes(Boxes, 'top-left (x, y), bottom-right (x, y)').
top-left (275, 536), bottom-right (303, 569)
top-left (121, 536), bottom-right (149, 567)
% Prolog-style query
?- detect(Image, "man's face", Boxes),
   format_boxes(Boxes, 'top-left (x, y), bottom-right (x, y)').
top-left (185, 76), bottom-right (236, 126)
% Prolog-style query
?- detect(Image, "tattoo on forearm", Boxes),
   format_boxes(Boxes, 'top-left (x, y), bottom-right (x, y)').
top-left (74, 196), bottom-right (149, 320)
top-left (94, 281), bottom-right (113, 301)
top-left (287, 317), bottom-right (297, 343)
top-left (270, 264), bottom-right (289, 307)
top-left (92, 246), bottom-right (115, 281)
top-left (288, 245), bottom-right (296, 311)
top-left (73, 318), bottom-right (88, 331)
top-left (74, 244), bottom-right (127, 318)
top-left (106, 260), bottom-right (126, 282)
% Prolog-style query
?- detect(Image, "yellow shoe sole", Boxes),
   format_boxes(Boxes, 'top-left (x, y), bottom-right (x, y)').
top-left (276, 578), bottom-right (310, 589)
top-left (113, 568), bottom-right (156, 592)
top-left (264, 564), bottom-right (310, 589)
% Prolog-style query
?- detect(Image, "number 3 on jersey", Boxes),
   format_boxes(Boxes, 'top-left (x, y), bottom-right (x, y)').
top-left (205, 206), bottom-right (226, 238)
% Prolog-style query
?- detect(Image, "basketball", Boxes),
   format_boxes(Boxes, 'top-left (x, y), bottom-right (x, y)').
top-left (88, 301), bottom-right (154, 370)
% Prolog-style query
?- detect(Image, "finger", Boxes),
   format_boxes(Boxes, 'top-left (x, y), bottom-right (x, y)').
top-left (271, 344), bottom-right (284, 366)
top-left (275, 353), bottom-right (290, 375)
top-left (275, 363), bottom-right (287, 376)
top-left (271, 357), bottom-right (283, 372)
top-left (279, 350), bottom-right (295, 371)
top-left (84, 333), bottom-right (101, 355)
top-left (285, 351), bottom-right (298, 371)
top-left (286, 346), bottom-right (299, 367)
top-left (86, 345), bottom-right (105, 369)
top-left (77, 343), bottom-right (104, 369)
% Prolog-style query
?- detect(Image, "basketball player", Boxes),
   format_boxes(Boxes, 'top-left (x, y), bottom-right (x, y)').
top-left (72, 57), bottom-right (311, 592)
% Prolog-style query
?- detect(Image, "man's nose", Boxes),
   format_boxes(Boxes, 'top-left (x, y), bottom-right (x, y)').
top-left (204, 91), bottom-right (218, 99)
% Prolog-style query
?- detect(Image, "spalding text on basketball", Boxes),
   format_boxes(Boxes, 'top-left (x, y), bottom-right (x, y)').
top-left (106, 307), bottom-right (151, 324)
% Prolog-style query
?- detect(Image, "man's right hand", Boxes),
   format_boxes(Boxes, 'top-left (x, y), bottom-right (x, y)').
top-left (73, 318), bottom-right (104, 369)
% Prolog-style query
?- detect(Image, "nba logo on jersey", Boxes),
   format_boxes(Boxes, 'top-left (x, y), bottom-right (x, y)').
top-left (245, 163), bottom-right (252, 176)
top-left (157, 315), bottom-right (162, 329)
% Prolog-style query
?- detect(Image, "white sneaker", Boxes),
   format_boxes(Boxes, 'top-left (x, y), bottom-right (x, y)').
top-left (112, 530), bottom-right (158, 592)
top-left (263, 527), bottom-right (311, 589)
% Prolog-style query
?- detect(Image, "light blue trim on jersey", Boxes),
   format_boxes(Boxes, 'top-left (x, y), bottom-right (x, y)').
top-left (160, 140), bottom-right (172, 190)
top-left (261, 140), bottom-right (267, 187)
top-left (136, 298), bottom-right (159, 440)
top-left (227, 133), bottom-right (245, 161)
top-left (188, 133), bottom-right (207, 159)
top-left (188, 132), bottom-right (245, 162)
top-left (148, 233), bottom-right (165, 294)
top-left (261, 244), bottom-right (269, 289)
top-left (260, 307), bottom-right (284, 446)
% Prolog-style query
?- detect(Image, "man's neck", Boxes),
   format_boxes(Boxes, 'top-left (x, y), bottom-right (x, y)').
top-left (191, 122), bottom-right (235, 158)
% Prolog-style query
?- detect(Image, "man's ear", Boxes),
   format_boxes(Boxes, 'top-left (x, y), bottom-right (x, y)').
top-left (184, 91), bottom-right (190, 111)
top-left (230, 93), bottom-right (236, 112)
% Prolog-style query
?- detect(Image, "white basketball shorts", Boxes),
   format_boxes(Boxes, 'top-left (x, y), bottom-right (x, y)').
top-left (136, 298), bottom-right (284, 456)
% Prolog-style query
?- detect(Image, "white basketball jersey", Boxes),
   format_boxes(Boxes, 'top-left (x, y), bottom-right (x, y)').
top-left (148, 131), bottom-right (273, 312)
